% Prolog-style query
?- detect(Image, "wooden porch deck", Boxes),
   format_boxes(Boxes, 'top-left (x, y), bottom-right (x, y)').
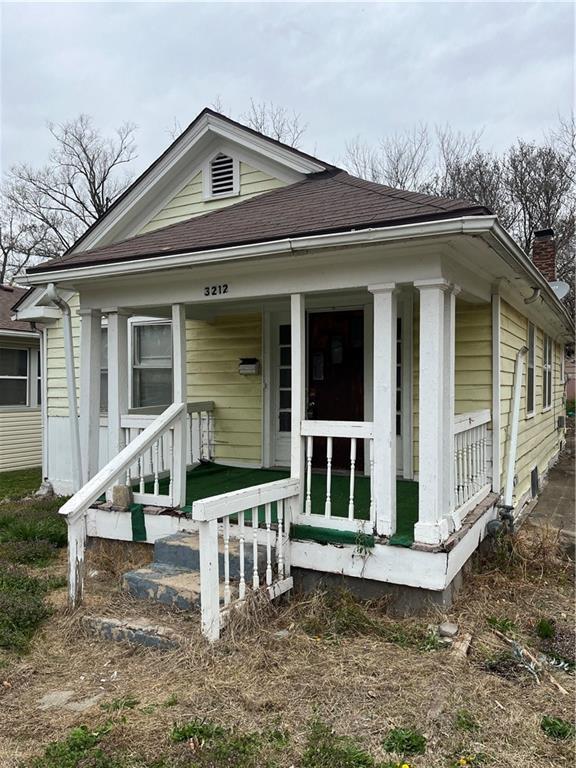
top-left (152, 462), bottom-right (419, 547)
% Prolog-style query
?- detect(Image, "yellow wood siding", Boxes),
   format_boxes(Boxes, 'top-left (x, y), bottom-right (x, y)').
top-left (139, 163), bottom-right (286, 234)
top-left (0, 408), bottom-right (42, 471)
top-left (186, 314), bottom-right (262, 464)
top-left (412, 299), bottom-right (492, 474)
top-left (46, 294), bottom-right (80, 416)
top-left (499, 300), bottom-right (564, 503)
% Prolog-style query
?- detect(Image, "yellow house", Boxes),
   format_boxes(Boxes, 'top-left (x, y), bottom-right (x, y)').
top-left (0, 285), bottom-right (42, 473)
top-left (14, 109), bottom-right (573, 639)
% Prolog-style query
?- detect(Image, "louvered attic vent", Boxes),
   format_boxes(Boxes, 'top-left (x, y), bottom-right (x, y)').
top-left (210, 153), bottom-right (235, 196)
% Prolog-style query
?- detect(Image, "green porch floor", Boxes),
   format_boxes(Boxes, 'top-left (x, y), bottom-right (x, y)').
top-left (155, 462), bottom-right (418, 547)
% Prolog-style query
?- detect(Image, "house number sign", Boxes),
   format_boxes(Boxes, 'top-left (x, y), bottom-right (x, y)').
top-left (203, 284), bottom-right (229, 296)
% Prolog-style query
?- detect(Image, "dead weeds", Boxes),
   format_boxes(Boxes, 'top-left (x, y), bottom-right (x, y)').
top-left (0, 524), bottom-right (574, 767)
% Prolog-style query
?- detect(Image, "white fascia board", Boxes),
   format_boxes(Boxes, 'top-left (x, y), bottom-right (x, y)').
top-left (72, 114), bottom-right (324, 254)
top-left (12, 306), bottom-right (62, 322)
top-left (27, 216), bottom-right (492, 285)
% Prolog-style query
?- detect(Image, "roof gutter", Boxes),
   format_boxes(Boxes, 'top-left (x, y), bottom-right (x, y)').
top-left (25, 215), bottom-right (494, 284)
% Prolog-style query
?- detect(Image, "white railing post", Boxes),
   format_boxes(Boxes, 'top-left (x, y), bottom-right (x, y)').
top-left (291, 294), bottom-right (306, 509)
top-left (414, 280), bottom-right (452, 545)
top-left (369, 284), bottom-right (397, 536)
top-left (67, 511), bottom-right (86, 608)
top-left (79, 308), bottom-right (102, 481)
top-left (107, 310), bottom-right (129, 461)
top-left (172, 304), bottom-right (187, 508)
top-left (198, 519), bottom-right (220, 642)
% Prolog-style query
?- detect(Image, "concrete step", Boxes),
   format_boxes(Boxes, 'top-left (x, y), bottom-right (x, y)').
top-left (154, 530), bottom-right (269, 579)
top-left (122, 563), bottom-right (202, 611)
top-left (82, 615), bottom-right (184, 650)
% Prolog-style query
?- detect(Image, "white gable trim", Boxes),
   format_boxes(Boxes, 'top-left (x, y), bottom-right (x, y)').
top-left (71, 112), bottom-right (325, 255)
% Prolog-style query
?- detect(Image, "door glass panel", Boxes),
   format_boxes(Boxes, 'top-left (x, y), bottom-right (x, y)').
top-left (278, 324), bottom-right (291, 432)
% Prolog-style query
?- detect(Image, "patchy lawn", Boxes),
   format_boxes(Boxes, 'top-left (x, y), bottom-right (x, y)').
top-left (0, 522), bottom-right (574, 768)
top-left (0, 466), bottom-right (43, 500)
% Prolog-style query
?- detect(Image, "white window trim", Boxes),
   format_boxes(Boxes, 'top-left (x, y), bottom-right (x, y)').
top-left (0, 346), bottom-right (40, 410)
top-left (542, 333), bottom-right (553, 411)
top-left (526, 322), bottom-right (536, 419)
top-left (129, 318), bottom-right (173, 410)
top-left (202, 151), bottom-right (240, 201)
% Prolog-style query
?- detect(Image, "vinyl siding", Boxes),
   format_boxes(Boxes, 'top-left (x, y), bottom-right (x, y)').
top-left (412, 299), bottom-right (492, 474)
top-left (0, 409), bottom-right (42, 471)
top-left (45, 294), bottom-right (80, 416)
top-left (186, 314), bottom-right (262, 464)
top-left (139, 163), bottom-right (286, 234)
top-left (499, 300), bottom-right (563, 504)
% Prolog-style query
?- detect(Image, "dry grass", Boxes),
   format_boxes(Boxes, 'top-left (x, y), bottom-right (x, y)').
top-left (0, 525), bottom-right (574, 767)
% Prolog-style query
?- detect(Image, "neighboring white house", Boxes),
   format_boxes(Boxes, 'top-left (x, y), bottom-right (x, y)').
top-left (13, 109), bottom-right (573, 639)
top-left (0, 285), bottom-right (43, 473)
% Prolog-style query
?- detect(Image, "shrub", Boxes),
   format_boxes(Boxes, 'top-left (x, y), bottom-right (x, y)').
top-left (382, 727), bottom-right (426, 757)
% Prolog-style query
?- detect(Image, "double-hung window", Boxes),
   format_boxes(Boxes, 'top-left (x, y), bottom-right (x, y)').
top-left (526, 323), bottom-right (535, 417)
top-left (0, 347), bottom-right (40, 407)
top-left (543, 334), bottom-right (553, 410)
top-left (132, 323), bottom-right (172, 408)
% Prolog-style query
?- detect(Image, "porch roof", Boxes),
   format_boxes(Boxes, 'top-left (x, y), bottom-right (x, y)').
top-left (28, 169), bottom-right (490, 275)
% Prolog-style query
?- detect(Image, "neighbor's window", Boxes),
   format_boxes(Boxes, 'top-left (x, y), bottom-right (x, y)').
top-left (543, 334), bottom-right (553, 410)
top-left (0, 348), bottom-right (28, 406)
top-left (132, 323), bottom-right (173, 408)
top-left (526, 323), bottom-right (535, 417)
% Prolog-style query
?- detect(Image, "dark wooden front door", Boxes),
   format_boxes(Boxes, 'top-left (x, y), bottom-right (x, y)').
top-left (307, 310), bottom-right (364, 470)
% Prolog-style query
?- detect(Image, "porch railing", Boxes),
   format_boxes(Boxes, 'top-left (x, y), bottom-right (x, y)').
top-left (298, 420), bottom-right (374, 532)
top-left (454, 408), bottom-right (492, 517)
top-left (191, 478), bottom-right (299, 641)
top-left (119, 401), bottom-right (214, 507)
top-left (59, 402), bottom-right (187, 607)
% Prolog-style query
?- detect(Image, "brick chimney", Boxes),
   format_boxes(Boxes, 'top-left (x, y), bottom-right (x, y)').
top-left (531, 228), bottom-right (556, 282)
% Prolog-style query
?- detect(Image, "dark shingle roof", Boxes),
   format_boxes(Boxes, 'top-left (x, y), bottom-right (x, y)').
top-left (0, 285), bottom-right (34, 332)
top-left (28, 169), bottom-right (491, 274)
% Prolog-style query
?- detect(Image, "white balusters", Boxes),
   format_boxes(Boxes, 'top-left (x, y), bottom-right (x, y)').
top-left (348, 437), bottom-right (356, 519)
top-left (277, 499), bottom-right (285, 580)
top-left (153, 441), bottom-right (160, 496)
top-left (252, 506), bottom-right (259, 589)
top-left (265, 503), bottom-right (272, 586)
top-left (324, 437), bottom-right (332, 516)
top-left (305, 436), bottom-right (313, 515)
top-left (238, 510), bottom-right (246, 600)
top-left (223, 516), bottom-right (231, 606)
top-left (453, 410), bottom-right (492, 516)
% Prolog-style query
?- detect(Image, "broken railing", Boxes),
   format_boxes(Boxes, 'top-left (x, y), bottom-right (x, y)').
top-left (59, 402), bottom-right (188, 607)
top-left (191, 478), bottom-right (299, 641)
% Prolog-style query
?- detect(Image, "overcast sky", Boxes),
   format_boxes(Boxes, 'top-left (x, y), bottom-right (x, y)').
top-left (1, 1), bottom-right (574, 176)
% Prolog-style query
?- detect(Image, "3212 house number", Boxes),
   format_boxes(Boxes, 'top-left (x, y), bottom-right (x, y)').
top-left (204, 284), bottom-right (228, 296)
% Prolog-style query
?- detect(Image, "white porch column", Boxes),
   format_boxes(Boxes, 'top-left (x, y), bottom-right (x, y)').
top-left (290, 294), bottom-right (306, 508)
top-left (172, 303), bottom-right (188, 508)
top-left (107, 310), bottom-right (129, 460)
top-left (444, 285), bottom-right (460, 530)
top-left (79, 308), bottom-right (101, 481)
top-left (369, 284), bottom-right (397, 536)
top-left (414, 279), bottom-right (453, 545)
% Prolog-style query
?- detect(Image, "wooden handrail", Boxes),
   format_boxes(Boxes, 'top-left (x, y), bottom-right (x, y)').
top-left (191, 478), bottom-right (300, 522)
top-left (454, 409), bottom-right (491, 435)
top-left (126, 400), bottom-right (214, 417)
top-left (300, 419), bottom-right (374, 439)
top-left (59, 402), bottom-right (186, 522)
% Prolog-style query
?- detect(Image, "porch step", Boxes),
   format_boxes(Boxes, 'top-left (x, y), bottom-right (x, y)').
top-left (82, 615), bottom-right (185, 650)
top-left (122, 563), bottom-right (202, 611)
top-left (154, 530), bottom-right (268, 578)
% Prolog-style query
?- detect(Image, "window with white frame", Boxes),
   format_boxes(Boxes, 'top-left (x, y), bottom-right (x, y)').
top-left (132, 323), bottom-right (172, 408)
top-left (0, 347), bottom-right (40, 407)
top-left (526, 323), bottom-right (535, 416)
top-left (543, 334), bottom-right (553, 409)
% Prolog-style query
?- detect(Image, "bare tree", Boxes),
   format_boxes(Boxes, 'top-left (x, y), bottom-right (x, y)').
top-left (6, 115), bottom-right (137, 255)
top-left (241, 99), bottom-right (306, 148)
top-left (0, 203), bottom-right (56, 284)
